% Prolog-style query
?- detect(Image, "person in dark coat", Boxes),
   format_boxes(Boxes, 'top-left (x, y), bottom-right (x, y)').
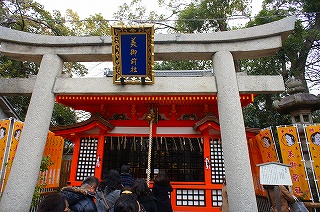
top-left (61, 176), bottom-right (99, 212)
top-left (96, 169), bottom-right (122, 212)
top-left (112, 191), bottom-right (145, 212)
top-left (131, 178), bottom-right (158, 212)
top-left (120, 164), bottom-right (135, 187)
top-left (152, 170), bottom-right (173, 212)
top-left (37, 193), bottom-right (69, 212)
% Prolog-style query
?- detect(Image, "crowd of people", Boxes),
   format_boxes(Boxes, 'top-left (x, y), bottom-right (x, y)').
top-left (36, 165), bottom-right (173, 212)
top-left (36, 165), bottom-right (308, 212)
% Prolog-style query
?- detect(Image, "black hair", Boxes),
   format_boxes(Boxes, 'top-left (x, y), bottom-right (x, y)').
top-left (283, 133), bottom-right (295, 146)
top-left (311, 132), bottom-right (320, 143)
top-left (99, 169), bottom-right (122, 193)
top-left (0, 127), bottom-right (6, 136)
top-left (14, 129), bottom-right (21, 137)
top-left (82, 176), bottom-right (99, 187)
top-left (36, 193), bottom-right (67, 212)
top-left (154, 170), bottom-right (170, 186)
top-left (121, 164), bottom-right (131, 173)
top-left (131, 178), bottom-right (151, 199)
top-left (114, 193), bottom-right (139, 212)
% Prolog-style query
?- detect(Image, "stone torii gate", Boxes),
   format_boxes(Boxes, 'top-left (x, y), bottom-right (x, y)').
top-left (0, 16), bottom-right (295, 211)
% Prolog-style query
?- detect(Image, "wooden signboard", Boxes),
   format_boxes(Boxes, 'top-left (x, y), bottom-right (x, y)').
top-left (257, 162), bottom-right (292, 185)
top-left (111, 25), bottom-right (154, 85)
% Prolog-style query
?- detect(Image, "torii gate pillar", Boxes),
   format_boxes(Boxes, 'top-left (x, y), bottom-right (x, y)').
top-left (0, 54), bottom-right (63, 212)
top-left (213, 51), bottom-right (258, 211)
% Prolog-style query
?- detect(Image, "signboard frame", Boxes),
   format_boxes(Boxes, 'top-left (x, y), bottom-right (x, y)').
top-left (111, 25), bottom-right (154, 85)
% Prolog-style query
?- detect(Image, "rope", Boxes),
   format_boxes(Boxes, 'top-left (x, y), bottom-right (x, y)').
top-left (197, 138), bottom-right (203, 152)
top-left (179, 137), bottom-right (184, 151)
top-left (164, 137), bottom-right (168, 154)
top-left (189, 138), bottom-right (194, 151)
top-left (173, 137), bottom-right (177, 151)
top-left (146, 120), bottom-right (153, 186)
top-left (156, 137), bottom-right (160, 151)
top-left (141, 136), bottom-right (144, 151)
top-left (131, 136), bottom-right (135, 151)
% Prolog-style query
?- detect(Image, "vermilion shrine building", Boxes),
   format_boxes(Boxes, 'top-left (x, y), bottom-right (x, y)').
top-left (0, 16), bottom-right (295, 211)
top-left (51, 85), bottom-right (258, 211)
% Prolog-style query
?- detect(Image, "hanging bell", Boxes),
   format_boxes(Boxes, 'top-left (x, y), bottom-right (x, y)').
top-left (145, 113), bottom-right (153, 122)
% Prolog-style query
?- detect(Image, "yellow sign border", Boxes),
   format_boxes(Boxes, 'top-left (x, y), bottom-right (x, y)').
top-left (111, 25), bottom-right (154, 84)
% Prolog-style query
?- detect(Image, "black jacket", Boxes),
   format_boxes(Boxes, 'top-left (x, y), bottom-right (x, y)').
top-left (61, 186), bottom-right (97, 212)
top-left (138, 195), bottom-right (158, 212)
top-left (152, 183), bottom-right (173, 212)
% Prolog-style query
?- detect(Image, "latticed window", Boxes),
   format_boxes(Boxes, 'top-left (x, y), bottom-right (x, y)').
top-left (176, 189), bottom-right (206, 206)
top-left (212, 189), bottom-right (223, 207)
top-left (76, 137), bottom-right (98, 181)
top-left (102, 136), bottom-right (204, 181)
top-left (210, 139), bottom-right (225, 184)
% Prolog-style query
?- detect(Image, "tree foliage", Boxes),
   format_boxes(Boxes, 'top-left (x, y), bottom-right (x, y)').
top-left (0, 0), bottom-right (113, 123)
top-left (175, 0), bottom-right (251, 33)
top-left (51, 103), bottom-right (77, 126)
top-left (241, 0), bottom-right (320, 128)
top-left (155, 60), bottom-right (212, 70)
top-left (32, 155), bottom-right (54, 207)
top-left (251, 0), bottom-right (320, 92)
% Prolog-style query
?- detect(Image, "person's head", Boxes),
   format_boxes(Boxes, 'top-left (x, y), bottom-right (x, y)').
top-left (36, 193), bottom-right (69, 212)
top-left (0, 127), bottom-right (6, 138)
top-left (284, 133), bottom-right (295, 146)
top-left (154, 170), bottom-right (170, 185)
top-left (81, 176), bottom-right (99, 194)
top-left (99, 169), bottom-right (121, 192)
top-left (262, 137), bottom-right (271, 148)
top-left (311, 132), bottom-right (320, 145)
top-left (121, 164), bottom-right (131, 174)
top-left (131, 178), bottom-right (151, 198)
top-left (114, 191), bottom-right (140, 212)
top-left (14, 129), bottom-right (21, 140)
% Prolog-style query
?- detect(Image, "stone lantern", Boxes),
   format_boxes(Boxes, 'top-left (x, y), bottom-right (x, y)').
top-left (273, 78), bottom-right (320, 125)
top-left (273, 77), bottom-right (320, 149)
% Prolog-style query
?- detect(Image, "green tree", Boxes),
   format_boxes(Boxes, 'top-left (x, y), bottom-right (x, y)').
top-left (65, 9), bottom-right (111, 36)
top-left (312, 110), bottom-right (320, 123)
top-left (175, 0), bottom-right (250, 33)
top-left (31, 155), bottom-right (54, 207)
top-left (51, 103), bottom-right (77, 126)
top-left (241, 0), bottom-right (320, 128)
top-left (251, 0), bottom-right (320, 92)
top-left (0, 0), bottom-right (113, 122)
top-left (113, 0), bottom-right (173, 31)
top-left (155, 60), bottom-right (212, 70)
